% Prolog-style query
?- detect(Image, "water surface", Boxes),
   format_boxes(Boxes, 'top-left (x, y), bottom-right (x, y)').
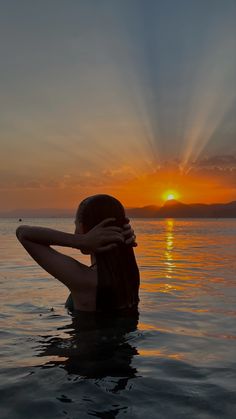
top-left (0, 218), bottom-right (236, 418)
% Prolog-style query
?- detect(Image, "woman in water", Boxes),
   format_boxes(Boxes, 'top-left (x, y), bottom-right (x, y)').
top-left (16, 194), bottom-right (139, 313)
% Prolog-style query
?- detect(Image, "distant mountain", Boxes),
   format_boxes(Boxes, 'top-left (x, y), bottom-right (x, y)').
top-left (126, 200), bottom-right (236, 218)
top-left (125, 205), bottom-right (159, 218)
top-left (1, 200), bottom-right (236, 218)
top-left (163, 199), bottom-right (182, 207)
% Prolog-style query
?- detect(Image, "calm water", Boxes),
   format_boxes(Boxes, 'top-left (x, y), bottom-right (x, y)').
top-left (0, 218), bottom-right (236, 419)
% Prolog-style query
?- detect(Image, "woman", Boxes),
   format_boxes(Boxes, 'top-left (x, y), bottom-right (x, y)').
top-left (16, 194), bottom-right (140, 313)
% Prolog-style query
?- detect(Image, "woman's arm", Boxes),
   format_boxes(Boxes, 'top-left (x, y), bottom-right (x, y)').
top-left (16, 218), bottom-right (125, 253)
top-left (15, 219), bottom-right (126, 291)
top-left (16, 225), bottom-right (82, 248)
top-left (16, 225), bottom-right (90, 290)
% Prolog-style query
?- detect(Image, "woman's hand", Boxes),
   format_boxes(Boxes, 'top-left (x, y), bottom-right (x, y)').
top-left (122, 217), bottom-right (137, 247)
top-left (74, 218), bottom-right (124, 253)
top-left (74, 217), bottom-right (137, 253)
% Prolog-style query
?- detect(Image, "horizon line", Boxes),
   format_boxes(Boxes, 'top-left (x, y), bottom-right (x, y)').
top-left (1, 198), bottom-right (236, 215)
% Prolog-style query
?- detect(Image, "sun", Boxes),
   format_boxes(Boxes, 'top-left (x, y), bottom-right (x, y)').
top-left (167, 193), bottom-right (175, 200)
top-left (162, 190), bottom-right (180, 202)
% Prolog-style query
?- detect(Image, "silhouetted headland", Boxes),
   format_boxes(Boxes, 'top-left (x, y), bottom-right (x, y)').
top-left (126, 200), bottom-right (236, 218)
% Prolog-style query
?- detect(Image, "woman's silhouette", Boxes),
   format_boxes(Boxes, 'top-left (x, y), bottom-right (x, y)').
top-left (16, 194), bottom-right (140, 313)
top-left (16, 194), bottom-right (141, 411)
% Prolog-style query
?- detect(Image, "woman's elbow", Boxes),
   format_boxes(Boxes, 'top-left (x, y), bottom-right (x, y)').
top-left (16, 225), bottom-right (27, 241)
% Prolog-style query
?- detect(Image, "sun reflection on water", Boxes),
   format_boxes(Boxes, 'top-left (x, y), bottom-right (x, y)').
top-left (164, 219), bottom-right (175, 281)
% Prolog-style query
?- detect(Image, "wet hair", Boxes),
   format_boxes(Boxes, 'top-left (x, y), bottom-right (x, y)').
top-left (76, 194), bottom-right (140, 311)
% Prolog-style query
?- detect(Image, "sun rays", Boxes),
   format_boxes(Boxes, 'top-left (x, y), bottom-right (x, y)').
top-left (180, 24), bottom-right (236, 173)
top-left (1, 1), bottom-right (236, 210)
top-left (67, 2), bottom-right (236, 178)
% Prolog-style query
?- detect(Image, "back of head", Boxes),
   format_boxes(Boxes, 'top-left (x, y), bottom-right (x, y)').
top-left (76, 194), bottom-right (140, 311)
top-left (76, 194), bottom-right (126, 230)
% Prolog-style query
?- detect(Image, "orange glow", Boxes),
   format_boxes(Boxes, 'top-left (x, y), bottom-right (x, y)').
top-left (1, 163), bottom-right (235, 211)
top-left (118, 166), bottom-right (236, 207)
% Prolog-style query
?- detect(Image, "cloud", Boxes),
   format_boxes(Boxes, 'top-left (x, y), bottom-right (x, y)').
top-left (193, 155), bottom-right (236, 169)
top-left (102, 165), bottom-right (138, 181)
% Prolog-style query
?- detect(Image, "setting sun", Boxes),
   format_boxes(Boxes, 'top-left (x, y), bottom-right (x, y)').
top-left (162, 190), bottom-right (181, 202)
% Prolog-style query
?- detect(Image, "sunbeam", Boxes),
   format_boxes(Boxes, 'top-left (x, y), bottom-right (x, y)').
top-left (0, 0), bottom-right (236, 210)
top-left (180, 21), bottom-right (236, 172)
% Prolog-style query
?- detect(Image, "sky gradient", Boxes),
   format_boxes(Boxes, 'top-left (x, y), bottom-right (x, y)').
top-left (1, 0), bottom-right (236, 211)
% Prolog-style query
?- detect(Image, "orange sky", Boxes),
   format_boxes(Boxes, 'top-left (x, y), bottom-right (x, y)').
top-left (1, 160), bottom-right (235, 212)
top-left (0, 2), bottom-right (236, 213)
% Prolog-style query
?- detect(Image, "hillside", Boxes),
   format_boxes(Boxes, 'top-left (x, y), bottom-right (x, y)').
top-left (126, 200), bottom-right (236, 218)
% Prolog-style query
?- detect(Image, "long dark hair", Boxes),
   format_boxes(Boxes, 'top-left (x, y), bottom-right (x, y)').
top-left (76, 194), bottom-right (140, 311)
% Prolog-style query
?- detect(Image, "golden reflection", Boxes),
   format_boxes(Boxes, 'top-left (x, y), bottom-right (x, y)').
top-left (138, 322), bottom-right (157, 331)
top-left (164, 219), bottom-right (175, 279)
top-left (139, 349), bottom-right (183, 360)
top-left (140, 282), bottom-right (184, 293)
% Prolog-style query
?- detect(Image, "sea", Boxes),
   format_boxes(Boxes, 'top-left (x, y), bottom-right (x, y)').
top-left (0, 218), bottom-right (236, 419)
